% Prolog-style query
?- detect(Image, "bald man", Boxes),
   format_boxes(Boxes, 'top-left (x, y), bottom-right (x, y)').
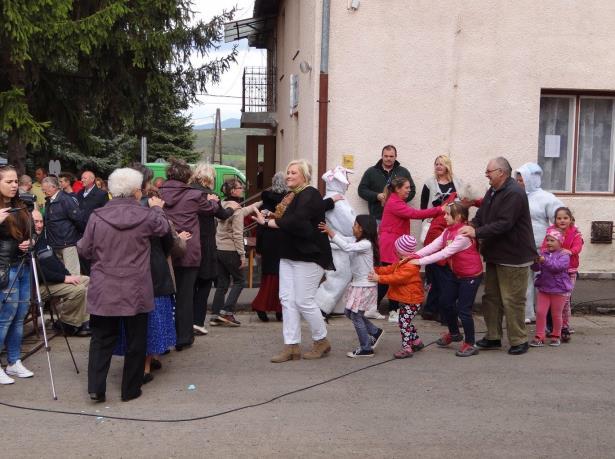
top-left (77, 170), bottom-right (109, 225)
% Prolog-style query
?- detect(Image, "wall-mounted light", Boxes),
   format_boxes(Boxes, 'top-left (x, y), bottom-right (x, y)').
top-left (348, 0), bottom-right (360, 11)
top-left (299, 61), bottom-right (312, 73)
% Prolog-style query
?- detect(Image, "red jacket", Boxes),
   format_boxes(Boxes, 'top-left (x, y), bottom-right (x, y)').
top-left (417, 223), bottom-right (483, 278)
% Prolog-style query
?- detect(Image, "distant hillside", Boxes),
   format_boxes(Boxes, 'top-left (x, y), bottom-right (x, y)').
top-left (194, 118), bottom-right (241, 130)
top-left (192, 127), bottom-right (268, 172)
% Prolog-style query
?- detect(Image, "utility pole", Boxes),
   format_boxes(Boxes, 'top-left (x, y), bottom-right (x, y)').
top-left (211, 108), bottom-right (222, 164)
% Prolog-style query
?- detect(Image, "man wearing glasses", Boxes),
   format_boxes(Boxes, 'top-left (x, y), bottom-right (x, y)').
top-left (459, 157), bottom-right (536, 355)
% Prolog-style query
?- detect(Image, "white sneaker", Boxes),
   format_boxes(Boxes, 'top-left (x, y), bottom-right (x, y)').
top-left (364, 311), bottom-right (385, 320)
top-left (193, 324), bottom-right (208, 336)
top-left (6, 360), bottom-right (34, 378)
top-left (0, 367), bottom-right (15, 385)
top-left (388, 311), bottom-right (399, 323)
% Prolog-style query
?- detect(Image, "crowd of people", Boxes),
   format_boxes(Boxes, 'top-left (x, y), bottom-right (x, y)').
top-left (0, 149), bottom-right (584, 400)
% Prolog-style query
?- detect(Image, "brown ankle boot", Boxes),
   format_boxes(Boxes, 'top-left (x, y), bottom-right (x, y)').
top-left (303, 338), bottom-right (332, 360)
top-left (270, 344), bottom-right (301, 363)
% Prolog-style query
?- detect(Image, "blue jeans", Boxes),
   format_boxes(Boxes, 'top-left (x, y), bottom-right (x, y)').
top-left (439, 273), bottom-right (482, 345)
top-left (0, 264), bottom-right (31, 364)
top-left (345, 309), bottom-right (380, 351)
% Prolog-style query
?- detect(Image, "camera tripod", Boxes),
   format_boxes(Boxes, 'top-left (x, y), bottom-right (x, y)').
top-left (2, 243), bottom-right (80, 400)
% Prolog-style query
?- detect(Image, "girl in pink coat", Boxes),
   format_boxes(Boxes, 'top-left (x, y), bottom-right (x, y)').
top-left (378, 177), bottom-right (443, 321)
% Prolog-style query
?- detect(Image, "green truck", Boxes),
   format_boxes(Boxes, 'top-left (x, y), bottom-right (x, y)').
top-left (145, 162), bottom-right (246, 198)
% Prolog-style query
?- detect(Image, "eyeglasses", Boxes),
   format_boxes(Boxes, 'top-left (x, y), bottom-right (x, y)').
top-left (485, 168), bottom-right (501, 175)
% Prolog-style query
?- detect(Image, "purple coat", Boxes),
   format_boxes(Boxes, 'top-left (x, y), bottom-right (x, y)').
top-left (77, 198), bottom-right (170, 316)
top-left (159, 180), bottom-right (219, 268)
top-left (532, 249), bottom-right (572, 294)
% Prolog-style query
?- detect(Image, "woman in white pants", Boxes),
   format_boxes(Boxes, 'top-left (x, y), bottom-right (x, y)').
top-left (253, 159), bottom-right (334, 363)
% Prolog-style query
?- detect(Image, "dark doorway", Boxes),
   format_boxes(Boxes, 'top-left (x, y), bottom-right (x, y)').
top-left (245, 135), bottom-right (276, 200)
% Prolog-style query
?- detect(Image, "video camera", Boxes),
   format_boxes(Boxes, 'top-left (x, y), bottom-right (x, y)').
top-left (18, 191), bottom-right (37, 212)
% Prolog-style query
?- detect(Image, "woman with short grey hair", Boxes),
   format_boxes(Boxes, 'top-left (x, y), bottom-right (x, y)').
top-left (251, 172), bottom-right (288, 322)
top-left (78, 167), bottom-right (170, 402)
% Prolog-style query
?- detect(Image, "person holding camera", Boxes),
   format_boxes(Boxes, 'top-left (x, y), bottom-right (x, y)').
top-left (0, 166), bottom-right (34, 385)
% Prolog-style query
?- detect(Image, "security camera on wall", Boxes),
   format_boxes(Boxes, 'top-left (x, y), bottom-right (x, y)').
top-left (348, 0), bottom-right (360, 11)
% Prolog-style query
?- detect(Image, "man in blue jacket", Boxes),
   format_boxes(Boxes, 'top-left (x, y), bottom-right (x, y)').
top-left (41, 176), bottom-right (84, 276)
top-left (32, 209), bottom-right (90, 336)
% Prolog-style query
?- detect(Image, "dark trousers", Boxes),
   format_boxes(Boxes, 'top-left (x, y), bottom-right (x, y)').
top-left (193, 277), bottom-right (215, 326)
top-left (377, 262), bottom-right (399, 313)
top-left (88, 313), bottom-right (148, 399)
top-left (439, 273), bottom-right (483, 345)
top-left (423, 263), bottom-right (449, 319)
top-left (174, 267), bottom-right (199, 347)
top-left (211, 251), bottom-right (244, 315)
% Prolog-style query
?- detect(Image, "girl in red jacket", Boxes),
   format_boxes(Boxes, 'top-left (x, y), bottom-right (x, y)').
top-left (540, 207), bottom-right (583, 342)
top-left (411, 202), bottom-right (483, 357)
top-left (369, 235), bottom-right (425, 359)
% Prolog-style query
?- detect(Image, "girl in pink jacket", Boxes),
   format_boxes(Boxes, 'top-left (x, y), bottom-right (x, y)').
top-left (378, 177), bottom-right (442, 321)
top-left (540, 207), bottom-right (583, 342)
top-left (411, 202), bottom-right (483, 357)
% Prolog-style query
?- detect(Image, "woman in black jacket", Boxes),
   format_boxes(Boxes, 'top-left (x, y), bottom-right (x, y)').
top-left (189, 163), bottom-right (236, 335)
top-left (252, 160), bottom-right (334, 363)
top-left (251, 172), bottom-right (287, 322)
top-left (0, 166), bottom-right (34, 384)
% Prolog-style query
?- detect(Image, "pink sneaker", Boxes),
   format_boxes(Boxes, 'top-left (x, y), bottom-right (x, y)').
top-left (393, 347), bottom-right (413, 359)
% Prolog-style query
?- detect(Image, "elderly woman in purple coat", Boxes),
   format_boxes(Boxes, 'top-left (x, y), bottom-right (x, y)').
top-left (78, 168), bottom-right (170, 403)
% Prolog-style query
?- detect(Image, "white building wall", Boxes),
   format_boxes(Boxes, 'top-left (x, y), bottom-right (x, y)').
top-left (270, 0), bottom-right (615, 273)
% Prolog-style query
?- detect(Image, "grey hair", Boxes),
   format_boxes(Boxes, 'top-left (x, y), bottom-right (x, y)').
top-left (271, 171), bottom-right (288, 194)
top-left (108, 168), bottom-right (143, 198)
top-left (19, 175), bottom-right (32, 186)
top-left (41, 176), bottom-right (60, 189)
top-left (493, 157), bottom-right (512, 177)
top-left (190, 162), bottom-right (215, 188)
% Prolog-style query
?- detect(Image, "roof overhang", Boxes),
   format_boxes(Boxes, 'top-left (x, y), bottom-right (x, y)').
top-left (224, 16), bottom-right (276, 48)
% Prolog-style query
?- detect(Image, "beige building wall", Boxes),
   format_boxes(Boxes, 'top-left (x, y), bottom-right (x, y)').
top-left (269, 0), bottom-right (615, 273)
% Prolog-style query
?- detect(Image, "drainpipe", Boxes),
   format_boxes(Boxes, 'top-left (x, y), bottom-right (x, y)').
top-left (317, 0), bottom-right (330, 194)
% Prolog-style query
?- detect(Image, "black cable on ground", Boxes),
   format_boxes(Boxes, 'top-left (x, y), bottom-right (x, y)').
top-left (0, 340), bottom-right (440, 423)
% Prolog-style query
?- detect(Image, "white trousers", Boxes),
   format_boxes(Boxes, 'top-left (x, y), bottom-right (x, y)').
top-left (279, 259), bottom-right (328, 344)
top-left (525, 270), bottom-right (537, 320)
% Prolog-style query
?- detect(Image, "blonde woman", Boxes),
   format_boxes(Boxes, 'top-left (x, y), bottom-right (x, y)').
top-left (252, 159), bottom-right (334, 362)
top-left (189, 163), bottom-right (236, 334)
top-left (420, 154), bottom-right (465, 323)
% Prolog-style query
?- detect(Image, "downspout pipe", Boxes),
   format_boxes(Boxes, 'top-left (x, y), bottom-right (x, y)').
top-left (317, 0), bottom-right (330, 194)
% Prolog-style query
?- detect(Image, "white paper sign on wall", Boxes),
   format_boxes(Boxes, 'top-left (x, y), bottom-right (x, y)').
top-left (544, 135), bottom-right (561, 158)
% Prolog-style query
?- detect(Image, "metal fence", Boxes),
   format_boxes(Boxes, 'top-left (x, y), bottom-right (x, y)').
top-left (242, 66), bottom-right (276, 113)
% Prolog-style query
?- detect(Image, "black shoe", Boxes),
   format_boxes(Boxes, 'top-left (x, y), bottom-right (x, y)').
top-left (75, 322), bottom-right (92, 337)
top-left (508, 342), bottom-right (529, 355)
top-left (256, 311), bottom-right (269, 322)
top-left (53, 321), bottom-right (78, 336)
top-left (143, 373), bottom-right (154, 384)
top-left (370, 329), bottom-right (385, 349)
top-left (121, 389), bottom-right (142, 402)
top-left (150, 358), bottom-right (162, 371)
top-left (475, 338), bottom-right (502, 349)
top-left (89, 392), bottom-right (106, 403)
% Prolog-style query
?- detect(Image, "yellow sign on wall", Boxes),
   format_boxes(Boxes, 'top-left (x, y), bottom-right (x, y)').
top-left (342, 154), bottom-right (354, 170)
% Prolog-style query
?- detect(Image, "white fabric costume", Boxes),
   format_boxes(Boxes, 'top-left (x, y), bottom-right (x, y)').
top-left (314, 166), bottom-right (356, 315)
top-left (515, 163), bottom-right (564, 321)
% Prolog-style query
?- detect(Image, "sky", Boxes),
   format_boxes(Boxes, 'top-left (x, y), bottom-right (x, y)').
top-left (187, 0), bottom-right (265, 125)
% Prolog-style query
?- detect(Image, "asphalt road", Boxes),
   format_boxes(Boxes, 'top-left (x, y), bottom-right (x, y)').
top-left (1, 314), bottom-right (614, 458)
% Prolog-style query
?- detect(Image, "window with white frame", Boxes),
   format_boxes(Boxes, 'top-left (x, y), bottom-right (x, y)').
top-left (538, 93), bottom-right (615, 193)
